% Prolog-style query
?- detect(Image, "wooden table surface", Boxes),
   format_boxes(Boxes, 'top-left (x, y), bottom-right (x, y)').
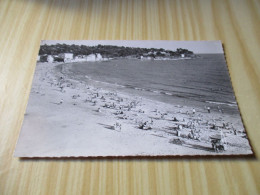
top-left (0, 0), bottom-right (259, 194)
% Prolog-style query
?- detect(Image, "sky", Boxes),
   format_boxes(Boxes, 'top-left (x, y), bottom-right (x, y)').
top-left (40, 40), bottom-right (223, 54)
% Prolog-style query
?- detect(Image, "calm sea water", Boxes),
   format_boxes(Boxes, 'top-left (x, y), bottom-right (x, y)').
top-left (66, 54), bottom-right (240, 114)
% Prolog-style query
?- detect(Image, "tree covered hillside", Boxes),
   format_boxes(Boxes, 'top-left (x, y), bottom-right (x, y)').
top-left (39, 44), bottom-right (194, 58)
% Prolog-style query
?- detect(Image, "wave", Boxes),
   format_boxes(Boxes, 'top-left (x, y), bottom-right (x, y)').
top-left (81, 75), bottom-right (237, 108)
top-left (83, 76), bottom-right (176, 97)
top-left (82, 76), bottom-right (205, 100)
top-left (85, 76), bottom-right (133, 89)
top-left (205, 100), bottom-right (237, 107)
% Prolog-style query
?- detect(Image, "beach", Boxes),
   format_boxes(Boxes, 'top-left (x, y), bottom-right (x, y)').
top-left (14, 59), bottom-right (253, 157)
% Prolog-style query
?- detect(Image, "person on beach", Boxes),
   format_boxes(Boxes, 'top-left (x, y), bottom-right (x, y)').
top-left (211, 122), bottom-right (217, 130)
top-left (59, 85), bottom-right (64, 92)
top-left (190, 129), bottom-right (194, 138)
top-left (58, 76), bottom-right (64, 86)
top-left (173, 117), bottom-right (178, 122)
top-left (139, 121), bottom-right (152, 130)
top-left (150, 118), bottom-right (154, 125)
top-left (222, 123), bottom-right (226, 129)
top-left (114, 122), bottom-right (121, 131)
top-left (139, 109), bottom-right (144, 113)
top-left (122, 114), bottom-right (128, 119)
top-left (53, 78), bottom-right (57, 86)
top-left (192, 108), bottom-right (196, 114)
top-left (177, 125), bottom-right (182, 137)
top-left (207, 107), bottom-right (211, 113)
top-left (161, 113), bottom-right (165, 119)
top-left (58, 99), bottom-right (63, 105)
top-left (231, 125), bottom-right (237, 135)
top-left (130, 101), bottom-right (135, 108)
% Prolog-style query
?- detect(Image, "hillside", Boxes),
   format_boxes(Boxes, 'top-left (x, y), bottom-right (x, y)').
top-left (39, 44), bottom-right (195, 58)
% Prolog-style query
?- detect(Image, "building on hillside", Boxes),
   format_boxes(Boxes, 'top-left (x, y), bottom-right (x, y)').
top-left (47, 55), bottom-right (54, 63)
top-left (58, 53), bottom-right (74, 62)
top-left (86, 54), bottom-right (96, 61)
top-left (74, 55), bottom-right (87, 62)
top-left (96, 53), bottom-right (102, 61)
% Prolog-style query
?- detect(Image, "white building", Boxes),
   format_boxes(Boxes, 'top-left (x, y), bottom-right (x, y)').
top-left (86, 54), bottom-right (96, 61)
top-left (64, 53), bottom-right (73, 60)
top-left (59, 53), bottom-right (74, 62)
top-left (47, 55), bottom-right (54, 63)
top-left (73, 53), bottom-right (104, 62)
top-left (96, 53), bottom-right (102, 61)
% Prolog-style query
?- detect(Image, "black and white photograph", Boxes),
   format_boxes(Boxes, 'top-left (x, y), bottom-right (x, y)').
top-left (14, 40), bottom-right (253, 157)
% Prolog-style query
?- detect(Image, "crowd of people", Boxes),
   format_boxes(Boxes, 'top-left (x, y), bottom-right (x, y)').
top-left (31, 62), bottom-right (248, 153)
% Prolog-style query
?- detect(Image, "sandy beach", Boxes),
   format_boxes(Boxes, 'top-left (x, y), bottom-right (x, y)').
top-left (14, 61), bottom-right (253, 157)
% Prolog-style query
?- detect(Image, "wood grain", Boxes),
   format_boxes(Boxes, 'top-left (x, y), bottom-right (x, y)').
top-left (0, 0), bottom-right (259, 194)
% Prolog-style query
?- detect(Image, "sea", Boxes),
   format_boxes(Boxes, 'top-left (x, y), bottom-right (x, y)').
top-left (64, 54), bottom-right (240, 115)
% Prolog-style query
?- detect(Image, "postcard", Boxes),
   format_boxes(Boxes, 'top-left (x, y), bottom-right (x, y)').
top-left (14, 40), bottom-right (253, 157)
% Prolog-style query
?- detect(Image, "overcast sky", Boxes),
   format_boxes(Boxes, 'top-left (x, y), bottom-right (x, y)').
top-left (41, 40), bottom-right (223, 54)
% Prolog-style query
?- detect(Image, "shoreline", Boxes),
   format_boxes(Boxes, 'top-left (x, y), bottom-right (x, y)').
top-left (61, 61), bottom-right (240, 116)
